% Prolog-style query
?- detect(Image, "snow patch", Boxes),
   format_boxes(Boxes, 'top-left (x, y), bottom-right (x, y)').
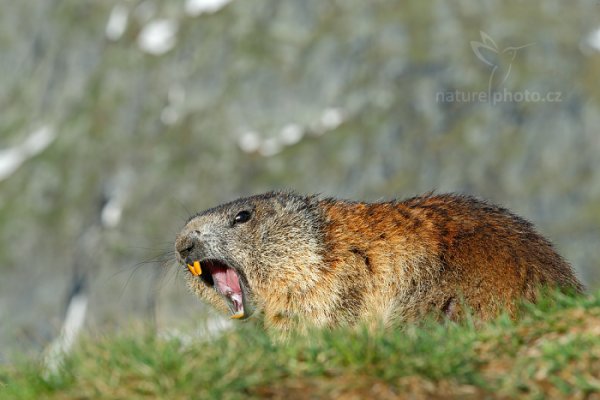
top-left (0, 126), bottom-right (56, 182)
top-left (238, 131), bottom-right (261, 153)
top-left (320, 107), bottom-right (345, 131)
top-left (185, 0), bottom-right (232, 16)
top-left (138, 19), bottom-right (178, 55)
top-left (586, 28), bottom-right (600, 52)
top-left (44, 294), bottom-right (89, 374)
top-left (106, 5), bottom-right (128, 41)
top-left (279, 123), bottom-right (304, 146)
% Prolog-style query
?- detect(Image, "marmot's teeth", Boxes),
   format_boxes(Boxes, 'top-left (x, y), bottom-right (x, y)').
top-left (230, 311), bottom-right (245, 319)
top-left (187, 261), bottom-right (202, 276)
top-left (187, 264), bottom-right (197, 275)
top-left (193, 261), bottom-right (202, 275)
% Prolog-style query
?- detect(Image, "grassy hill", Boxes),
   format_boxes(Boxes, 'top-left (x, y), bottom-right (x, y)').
top-left (2, 291), bottom-right (600, 399)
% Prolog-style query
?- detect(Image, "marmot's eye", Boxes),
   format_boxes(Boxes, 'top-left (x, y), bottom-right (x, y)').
top-left (233, 210), bottom-right (252, 224)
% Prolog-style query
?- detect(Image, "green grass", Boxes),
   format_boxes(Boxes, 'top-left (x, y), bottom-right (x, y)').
top-left (2, 291), bottom-right (600, 399)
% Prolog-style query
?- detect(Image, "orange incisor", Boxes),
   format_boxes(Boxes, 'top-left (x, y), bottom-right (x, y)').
top-left (187, 261), bottom-right (202, 276)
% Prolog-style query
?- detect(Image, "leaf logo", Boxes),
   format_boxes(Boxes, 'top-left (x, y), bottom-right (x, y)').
top-left (470, 31), bottom-right (534, 94)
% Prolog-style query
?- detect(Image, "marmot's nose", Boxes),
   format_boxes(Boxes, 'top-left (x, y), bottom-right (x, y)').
top-left (175, 236), bottom-right (196, 260)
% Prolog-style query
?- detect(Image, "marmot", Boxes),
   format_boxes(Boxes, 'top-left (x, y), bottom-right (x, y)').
top-left (174, 191), bottom-right (583, 333)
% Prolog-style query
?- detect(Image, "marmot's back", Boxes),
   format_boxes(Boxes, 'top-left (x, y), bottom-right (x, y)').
top-left (320, 194), bottom-right (583, 322)
top-left (175, 192), bottom-right (583, 332)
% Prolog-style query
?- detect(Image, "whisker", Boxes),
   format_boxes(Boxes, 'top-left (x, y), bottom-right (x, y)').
top-left (127, 244), bottom-right (175, 251)
top-left (112, 248), bottom-right (177, 300)
top-left (155, 262), bottom-right (180, 291)
top-left (109, 252), bottom-right (174, 281)
top-left (175, 198), bottom-right (194, 223)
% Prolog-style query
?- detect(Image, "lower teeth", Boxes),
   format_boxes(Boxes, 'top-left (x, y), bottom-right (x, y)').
top-left (230, 311), bottom-right (245, 319)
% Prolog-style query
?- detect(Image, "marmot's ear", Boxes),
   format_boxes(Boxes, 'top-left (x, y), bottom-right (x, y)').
top-left (273, 194), bottom-right (291, 210)
top-left (257, 199), bottom-right (279, 218)
top-left (271, 192), bottom-right (311, 213)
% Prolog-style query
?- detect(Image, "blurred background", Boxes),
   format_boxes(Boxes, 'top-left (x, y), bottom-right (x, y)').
top-left (1, 0), bottom-right (599, 363)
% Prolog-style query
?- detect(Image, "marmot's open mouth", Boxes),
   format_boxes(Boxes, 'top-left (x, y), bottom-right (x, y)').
top-left (187, 258), bottom-right (249, 320)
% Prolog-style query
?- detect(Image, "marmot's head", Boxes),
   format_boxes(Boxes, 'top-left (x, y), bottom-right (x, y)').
top-left (174, 191), bottom-right (325, 320)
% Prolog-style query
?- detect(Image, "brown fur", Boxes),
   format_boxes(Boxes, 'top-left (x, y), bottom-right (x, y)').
top-left (174, 192), bottom-right (583, 334)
